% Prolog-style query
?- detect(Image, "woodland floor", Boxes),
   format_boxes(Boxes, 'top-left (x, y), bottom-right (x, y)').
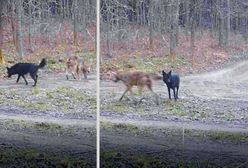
top-left (0, 72), bottom-right (96, 167)
top-left (100, 55), bottom-right (248, 167)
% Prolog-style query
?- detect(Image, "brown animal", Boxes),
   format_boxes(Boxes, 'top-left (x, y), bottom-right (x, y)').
top-left (66, 56), bottom-right (80, 80)
top-left (81, 63), bottom-right (91, 79)
top-left (65, 56), bottom-right (91, 80)
top-left (111, 71), bottom-right (161, 104)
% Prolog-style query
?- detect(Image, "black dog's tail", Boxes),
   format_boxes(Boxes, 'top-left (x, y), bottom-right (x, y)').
top-left (38, 58), bottom-right (47, 69)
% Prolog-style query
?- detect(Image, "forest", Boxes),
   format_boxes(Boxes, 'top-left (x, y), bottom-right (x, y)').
top-left (0, 0), bottom-right (96, 66)
top-left (100, 0), bottom-right (248, 74)
top-left (0, 0), bottom-right (96, 167)
top-left (100, 1), bottom-right (248, 167)
top-left (0, 0), bottom-right (248, 167)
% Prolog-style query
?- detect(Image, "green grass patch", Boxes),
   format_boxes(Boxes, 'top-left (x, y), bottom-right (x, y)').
top-left (103, 102), bottom-right (146, 114)
top-left (3, 119), bottom-right (63, 132)
top-left (101, 150), bottom-right (218, 168)
top-left (33, 122), bottom-right (62, 130)
top-left (14, 99), bottom-right (49, 112)
top-left (112, 123), bottom-right (139, 132)
top-left (103, 103), bottom-right (128, 113)
top-left (0, 64), bottom-right (6, 75)
top-left (31, 87), bottom-right (40, 95)
top-left (87, 97), bottom-right (97, 110)
top-left (101, 122), bottom-right (140, 134)
top-left (207, 131), bottom-right (248, 143)
top-left (184, 129), bottom-right (248, 144)
top-left (55, 86), bottom-right (85, 102)
top-left (1, 86), bottom-right (93, 113)
top-left (0, 147), bottom-right (93, 167)
top-left (164, 100), bottom-right (188, 117)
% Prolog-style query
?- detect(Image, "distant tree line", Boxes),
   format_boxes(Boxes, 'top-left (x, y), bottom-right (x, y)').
top-left (101, 0), bottom-right (248, 62)
top-left (0, 0), bottom-right (96, 58)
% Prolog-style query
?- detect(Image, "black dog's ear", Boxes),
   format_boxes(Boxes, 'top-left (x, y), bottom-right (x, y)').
top-left (168, 70), bottom-right (172, 76)
top-left (162, 70), bottom-right (166, 75)
top-left (6, 67), bottom-right (9, 70)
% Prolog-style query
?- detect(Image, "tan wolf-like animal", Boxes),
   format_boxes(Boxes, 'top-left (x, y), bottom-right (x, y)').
top-left (111, 71), bottom-right (161, 104)
top-left (65, 56), bottom-right (91, 80)
top-left (80, 63), bottom-right (91, 79)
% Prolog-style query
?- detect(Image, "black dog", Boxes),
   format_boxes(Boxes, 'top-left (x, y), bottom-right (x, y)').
top-left (6, 58), bottom-right (47, 86)
top-left (162, 70), bottom-right (180, 100)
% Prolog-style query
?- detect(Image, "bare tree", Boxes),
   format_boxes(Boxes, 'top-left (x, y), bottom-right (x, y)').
top-left (169, 0), bottom-right (179, 61)
top-left (225, 0), bottom-right (230, 46)
top-left (15, 0), bottom-right (24, 57)
top-left (0, 0), bottom-right (5, 64)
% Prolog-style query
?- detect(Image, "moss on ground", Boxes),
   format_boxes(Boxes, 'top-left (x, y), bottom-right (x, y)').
top-left (1, 86), bottom-right (95, 113)
top-left (0, 147), bottom-right (94, 168)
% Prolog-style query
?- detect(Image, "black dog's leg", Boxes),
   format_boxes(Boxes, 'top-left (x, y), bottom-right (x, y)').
top-left (167, 87), bottom-right (171, 99)
top-left (16, 75), bottom-right (21, 83)
top-left (22, 75), bottom-right (28, 85)
top-left (173, 88), bottom-right (177, 101)
top-left (176, 86), bottom-right (179, 99)
top-left (34, 74), bottom-right (38, 86)
top-left (35, 75), bottom-right (38, 85)
top-left (30, 74), bottom-right (37, 87)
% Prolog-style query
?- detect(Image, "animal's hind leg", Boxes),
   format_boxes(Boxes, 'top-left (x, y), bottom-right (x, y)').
top-left (176, 86), bottom-right (179, 99)
top-left (30, 74), bottom-right (37, 87)
top-left (168, 87), bottom-right (171, 99)
top-left (119, 89), bottom-right (128, 101)
top-left (120, 86), bottom-right (132, 101)
top-left (16, 75), bottom-right (20, 83)
top-left (173, 88), bottom-right (177, 101)
top-left (138, 86), bottom-right (146, 104)
top-left (84, 73), bottom-right (87, 79)
top-left (22, 75), bottom-right (28, 85)
top-left (66, 69), bottom-right (69, 80)
top-left (147, 83), bottom-right (159, 105)
top-left (72, 72), bottom-right (77, 80)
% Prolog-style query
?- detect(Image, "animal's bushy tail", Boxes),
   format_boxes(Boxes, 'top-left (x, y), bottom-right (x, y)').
top-left (149, 73), bottom-right (162, 80)
top-left (38, 58), bottom-right (47, 68)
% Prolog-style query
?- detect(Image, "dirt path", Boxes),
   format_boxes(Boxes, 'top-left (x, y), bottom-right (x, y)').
top-left (0, 72), bottom-right (96, 166)
top-left (101, 60), bottom-right (248, 127)
top-left (182, 60), bottom-right (248, 100)
top-left (100, 60), bottom-right (248, 166)
top-left (0, 72), bottom-right (96, 92)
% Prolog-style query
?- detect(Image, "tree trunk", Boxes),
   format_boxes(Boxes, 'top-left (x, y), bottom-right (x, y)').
top-left (218, 0), bottom-right (224, 47)
top-left (225, 0), bottom-right (230, 46)
top-left (28, 0), bottom-right (33, 50)
top-left (16, 0), bottom-right (24, 58)
top-left (185, 0), bottom-right (190, 35)
top-left (73, 0), bottom-right (78, 45)
top-left (10, 3), bottom-right (16, 47)
top-left (106, 1), bottom-right (112, 58)
top-left (190, 17), bottom-right (196, 68)
top-left (148, 2), bottom-right (154, 50)
top-left (175, 0), bottom-right (179, 46)
top-left (169, 0), bottom-right (178, 62)
top-left (218, 16), bottom-right (224, 47)
top-left (0, 1), bottom-right (5, 64)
